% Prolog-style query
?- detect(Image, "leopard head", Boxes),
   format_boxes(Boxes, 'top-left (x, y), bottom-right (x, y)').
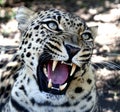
top-left (16, 7), bottom-right (95, 95)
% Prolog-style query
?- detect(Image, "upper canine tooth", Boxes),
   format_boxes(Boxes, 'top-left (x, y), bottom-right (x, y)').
top-left (59, 83), bottom-right (67, 91)
top-left (70, 63), bottom-right (77, 76)
top-left (48, 79), bottom-right (52, 88)
top-left (61, 61), bottom-right (64, 64)
top-left (52, 60), bottom-right (58, 71)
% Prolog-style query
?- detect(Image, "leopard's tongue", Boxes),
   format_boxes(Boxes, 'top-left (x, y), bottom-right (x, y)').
top-left (47, 61), bottom-right (69, 84)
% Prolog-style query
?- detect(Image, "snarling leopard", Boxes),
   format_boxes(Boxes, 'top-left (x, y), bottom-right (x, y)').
top-left (0, 6), bottom-right (100, 112)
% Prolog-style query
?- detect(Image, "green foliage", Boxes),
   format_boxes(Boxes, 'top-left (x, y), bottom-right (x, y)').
top-left (0, 0), bottom-right (6, 5)
top-left (0, 8), bottom-right (15, 23)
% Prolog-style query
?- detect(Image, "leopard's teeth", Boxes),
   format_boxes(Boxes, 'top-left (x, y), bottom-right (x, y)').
top-left (52, 60), bottom-right (58, 71)
top-left (43, 67), bottom-right (48, 77)
top-left (51, 87), bottom-right (60, 91)
top-left (61, 61), bottom-right (64, 64)
top-left (48, 79), bottom-right (52, 88)
top-left (70, 63), bottom-right (77, 76)
top-left (61, 61), bottom-right (72, 66)
top-left (59, 83), bottom-right (67, 91)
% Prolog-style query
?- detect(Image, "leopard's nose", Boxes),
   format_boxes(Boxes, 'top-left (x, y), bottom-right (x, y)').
top-left (65, 44), bottom-right (80, 63)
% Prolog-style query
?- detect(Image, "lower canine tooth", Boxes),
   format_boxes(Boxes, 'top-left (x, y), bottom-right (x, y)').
top-left (59, 83), bottom-right (67, 91)
top-left (48, 79), bottom-right (52, 88)
top-left (70, 64), bottom-right (77, 76)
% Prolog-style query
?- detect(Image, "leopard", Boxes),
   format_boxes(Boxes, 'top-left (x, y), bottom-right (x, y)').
top-left (0, 6), bottom-right (100, 112)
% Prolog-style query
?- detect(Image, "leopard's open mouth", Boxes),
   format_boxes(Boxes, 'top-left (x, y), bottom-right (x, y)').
top-left (37, 58), bottom-right (79, 94)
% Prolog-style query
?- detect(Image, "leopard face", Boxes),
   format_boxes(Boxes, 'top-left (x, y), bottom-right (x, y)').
top-left (18, 9), bottom-right (94, 95)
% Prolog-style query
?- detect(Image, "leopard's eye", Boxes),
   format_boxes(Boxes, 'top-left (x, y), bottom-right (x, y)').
top-left (41, 20), bottom-right (62, 32)
top-left (81, 32), bottom-right (92, 40)
top-left (47, 21), bottom-right (58, 30)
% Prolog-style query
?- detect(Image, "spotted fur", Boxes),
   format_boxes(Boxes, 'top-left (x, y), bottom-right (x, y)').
top-left (0, 6), bottom-right (100, 112)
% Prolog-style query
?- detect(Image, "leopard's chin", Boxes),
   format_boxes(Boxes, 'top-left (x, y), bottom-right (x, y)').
top-left (37, 56), bottom-right (80, 95)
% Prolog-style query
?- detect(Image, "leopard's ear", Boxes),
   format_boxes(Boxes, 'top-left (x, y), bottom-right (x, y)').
top-left (89, 26), bottom-right (98, 38)
top-left (16, 6), bottom-right (37, 32)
